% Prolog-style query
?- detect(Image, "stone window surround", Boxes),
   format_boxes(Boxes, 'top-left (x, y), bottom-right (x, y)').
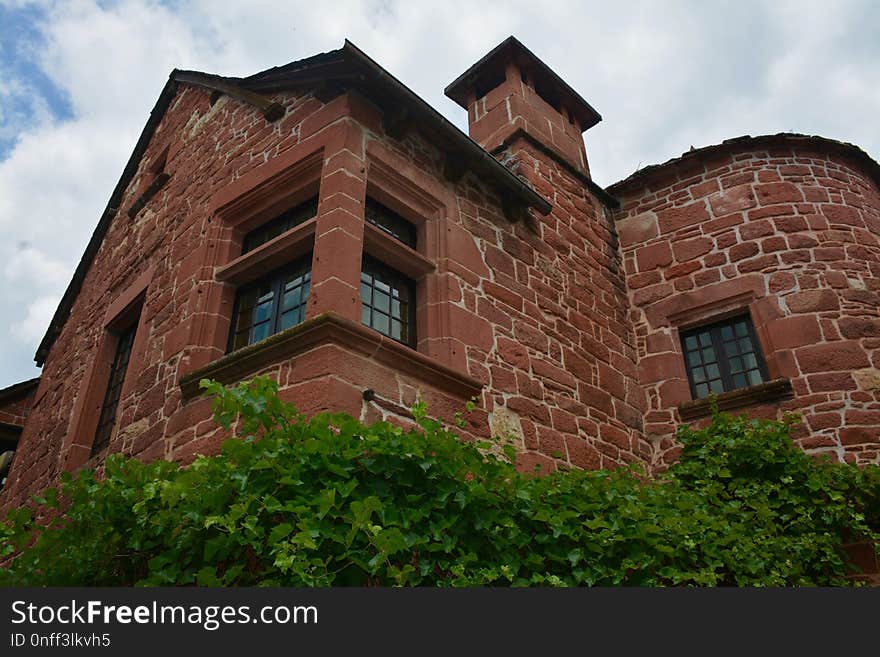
top-left (651, 283), bottom-right (793, 420)
top-left (178, 119), bottom-right (478, 401)
top-left (64, 267), bottom-right (153, 471)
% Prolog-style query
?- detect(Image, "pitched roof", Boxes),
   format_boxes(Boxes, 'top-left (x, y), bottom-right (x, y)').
top-left (35, 41), bottom-right (552, 365)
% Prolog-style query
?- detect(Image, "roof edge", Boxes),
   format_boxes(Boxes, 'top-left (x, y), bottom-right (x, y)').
top-left (607, 133), bottom-right (880, 196)
top-left (34, 41), bottom-right (553, 366)
top-left (35, 74), bottom-right (180, 365)
top-left (444, 36), bottom-right (601, 131)
top-left (0, 377), bottom-right (40, 404)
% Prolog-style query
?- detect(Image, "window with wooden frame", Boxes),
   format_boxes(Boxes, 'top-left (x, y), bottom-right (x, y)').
top-left (680, 315), bottom-right (768, 400)
top-left (91, 317), bottom-right (139, 456)
top-left (359, 200), bottom-right (418, 347)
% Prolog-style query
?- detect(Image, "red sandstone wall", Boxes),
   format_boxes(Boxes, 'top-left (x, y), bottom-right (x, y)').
top-left (1, 79), bottom-right (647, 507)
top-left (0, 383), bottom-right (36, 429)
top-left (613, 141), bottom-right (880, 467)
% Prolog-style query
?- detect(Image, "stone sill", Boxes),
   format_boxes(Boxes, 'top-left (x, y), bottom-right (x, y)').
top-left (678, 378), bottom-right (793, 421)
top-left (178, 312), bottom-right (483, 401)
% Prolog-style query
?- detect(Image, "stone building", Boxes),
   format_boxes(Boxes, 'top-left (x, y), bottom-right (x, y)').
top-left (2, 37), bottom-right (878, 508)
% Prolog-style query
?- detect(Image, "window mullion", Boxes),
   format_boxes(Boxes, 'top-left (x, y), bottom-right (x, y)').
top-left (711, 325), bottom-right (733, 392)
top-left (270, 274), bottom-right (284, 335)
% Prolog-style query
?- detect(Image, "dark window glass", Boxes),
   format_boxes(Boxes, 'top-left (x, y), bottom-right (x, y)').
top-left (365, 199), bottom-right (417, 249)
top-left (229, 256), bottom-right (311, 352)
top-left (681, 316), bottom-right (768, 400)
top-left (360, 255), bottom-right (415, 347)
top-left (92, 323), bottom-right (137, 456)
top-left (242, 197), bottom-right (318, 254)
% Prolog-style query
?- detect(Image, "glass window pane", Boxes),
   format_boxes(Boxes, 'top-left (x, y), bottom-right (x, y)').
top-left (724, 341), bottom-right (738, 357)
top-left (710, 379), bottom-right (724, 394)
top-left (720, 325), bottom-right (734, 340)
top-left (696, 383), bottom-right (710, 398)
top-left (365, 198), bottom-right (417, 248)
top-left (739, 337), bottom-right (753, 352)
top-left (360, 255), bottom-right (415, 346)
top-left (685, 335), bottom-right (698, 350)
top-left (693, 368), bottom-right (706, 383)
top-left (374, 291), bottom-right (390, 313)
top-left (281, 287), bottom-right (301, 311)
top-left (252, 322), bottom-right (271, 343)
top-left (706, 363), bottom-right (720, 379)
top-left (701, 347), bottom-right (715, 362)
top-left (729, 357), bottom-right (743, 373)
top-left (255, 299), bottom-right (274, 323)
top-left (374, 313), bottom-right (389, 334)
top-left (699, 332), bottom-right (712, 347)
top-left (735, 321), bottom-right (748, 337)
top-left (748, 370), bottom-right (764, 385)
top-left (733, 373), bottom-right (747, 388)
top-left (744, 353), bottom-right (757, 369)
top-left (241, 198), bottom-right (318, 254)
top-left (228, 255), bottom-right (311, 351)
top-left (688, 351), bottom-right (702, 367)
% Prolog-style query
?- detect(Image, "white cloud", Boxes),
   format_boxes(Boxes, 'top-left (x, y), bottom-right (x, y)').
top-left (0, 0), bottom-right (878, 387)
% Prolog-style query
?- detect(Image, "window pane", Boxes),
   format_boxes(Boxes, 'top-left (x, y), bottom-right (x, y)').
top-left (228, 255), bottom-right (311, 352)
top-left (360, 255), bottom-right (415, 346)
top-left (374, 291), bottom-right (390, 313)
top-left (373, 312), bottom-right (389, 334)
top-left (242, 198), bottom-right (318, 254)
top-left (681, 315), bottom-right (768, 399)
top-left (365, 198), bottom-right (417, 248)
top-left (92, 322), bottom-right (138, 456)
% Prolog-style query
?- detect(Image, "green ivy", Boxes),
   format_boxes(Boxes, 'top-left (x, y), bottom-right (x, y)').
top-left (1, 377), bottom-right (877, 586)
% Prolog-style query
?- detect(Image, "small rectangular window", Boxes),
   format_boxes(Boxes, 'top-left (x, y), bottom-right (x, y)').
top-left (242, 197), bottom-right (318, 254)
top-left (360, 255), bottom-right (416, 347)
top-left (92, 323), bottom-right (137, 456)
top-left (681, 315), bottom-right (768, 400)
top-left (365, 199), bottom-right (417, 249)
top-left (228, 256), bottom-right (312, 352)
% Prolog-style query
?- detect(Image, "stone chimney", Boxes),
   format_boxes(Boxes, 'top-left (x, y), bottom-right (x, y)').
top-left (445, 36), bottom-right (601, 176)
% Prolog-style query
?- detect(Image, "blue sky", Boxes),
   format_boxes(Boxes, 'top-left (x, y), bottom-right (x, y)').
top-left (0, 2), bottom-right (71, 157)
top-left (0, 0), bottom-right (878, 389)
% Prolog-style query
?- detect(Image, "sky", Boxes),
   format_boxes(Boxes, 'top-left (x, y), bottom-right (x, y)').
top-left (0, 0), bottom-right (878, 389)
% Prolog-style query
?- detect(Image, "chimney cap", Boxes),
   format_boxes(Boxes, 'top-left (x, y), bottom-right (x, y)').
top-left (444, 36), bottom-right (602, 131)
